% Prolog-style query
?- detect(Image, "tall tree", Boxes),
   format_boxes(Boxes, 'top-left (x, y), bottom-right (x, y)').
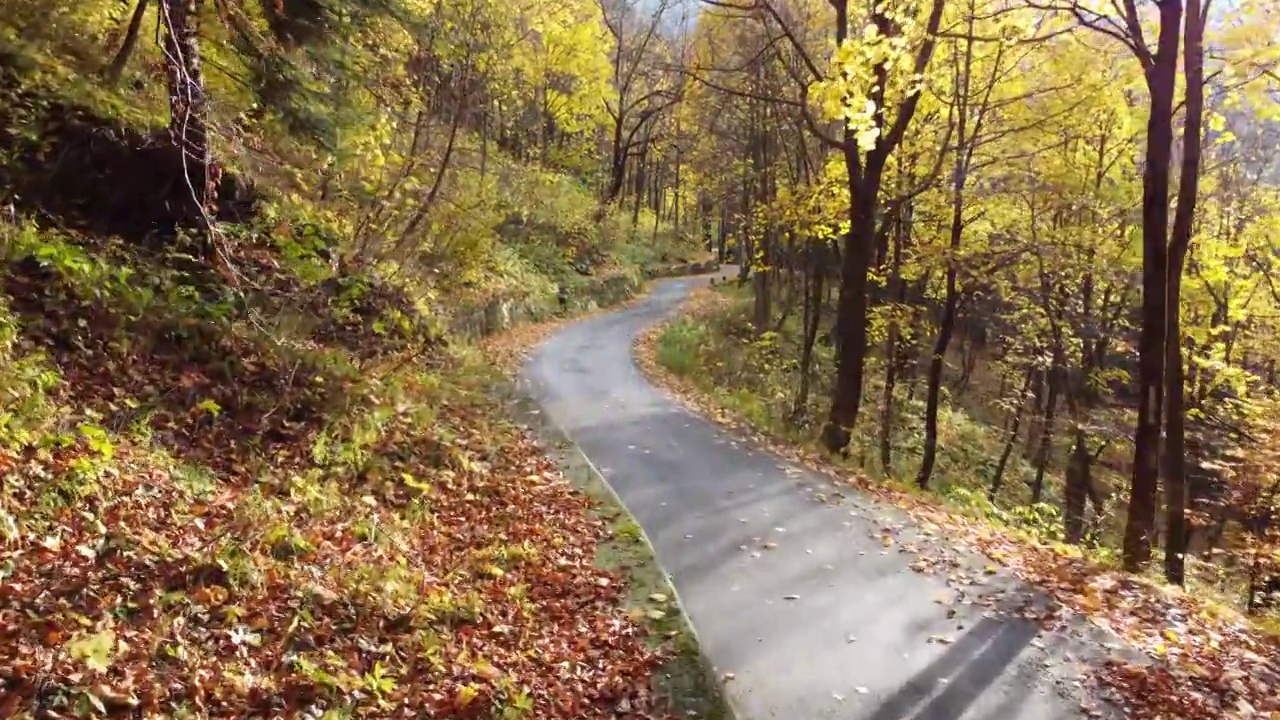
top-left (821, 0), bottom-right (948, 452)
top-left (1163, 0), bottom-right (1206, 584)
top-left (599, 0), bottom-right (682, 206)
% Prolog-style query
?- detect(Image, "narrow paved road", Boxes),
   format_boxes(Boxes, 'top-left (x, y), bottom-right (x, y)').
top-left (519, 276), bottom-right (1111, 720)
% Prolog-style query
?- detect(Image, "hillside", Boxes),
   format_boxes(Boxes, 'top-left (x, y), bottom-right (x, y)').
top-left (0, 0), bottom-right (719, 717)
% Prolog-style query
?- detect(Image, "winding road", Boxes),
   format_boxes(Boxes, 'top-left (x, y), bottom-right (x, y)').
top-left (519, 275), bottom-right (1113, 720)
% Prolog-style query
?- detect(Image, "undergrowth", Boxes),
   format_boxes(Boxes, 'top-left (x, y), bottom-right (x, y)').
top-left (656, 285), bottom-right (1133, 566)
top-left (0, 10), bottom-right (719, 716)
top-left (653, 284), bottom-right (1280, 620)
top-left (0, 71), bottom-right (716, 715)
top-left (0, 212), bottom-right (704, 718)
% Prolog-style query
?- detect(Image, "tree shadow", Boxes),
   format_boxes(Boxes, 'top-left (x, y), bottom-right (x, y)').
top-left (866, 615), bottom-right (1039, 720)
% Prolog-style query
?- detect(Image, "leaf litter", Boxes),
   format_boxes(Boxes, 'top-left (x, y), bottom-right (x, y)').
top-left (0, 246), bottom-right (688, 719)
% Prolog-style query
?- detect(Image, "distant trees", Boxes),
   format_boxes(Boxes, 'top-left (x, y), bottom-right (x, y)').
top-left (680, 0), bottom-right (1280, 589)
top-left (598, 0), bottom-right (684, 206)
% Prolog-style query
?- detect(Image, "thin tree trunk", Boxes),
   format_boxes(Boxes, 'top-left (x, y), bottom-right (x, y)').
top-left (106, 0), bottom-right (150, 85)
top-left (160, 0), bottom-right (213, 249)
top-left (673, 140), bottom-right (682, 236)
top-left (631, 143), bottom-right (648, 229)
top-left (718, 204), bottom-right (729, 262)
top-left (1024, 368), bottom-right (1045, 457)
top-left (1064, 429), bottom-right (1091, 543)
top-left (878, 209), bottom-right (907, 475)
top-left (990, 368), bottom-right (1034, 501)
top-left (918, 191), bottom-right (964, 488)
top-left (396, 103), bottom-right (461, 250)
top-left (794, 243), bottom-right (824, 422)
top-left (1165, 0), bottom-right (1205, 584)
top-left (1031, 374), bottom-right (1060, 504)
top-left (919, 5), bottom-right (979, 488)
top-left (955, 337), bottom-right (979, 393)
top-left (879, 326), bottom-right (900, 475)
top-left (752, 129), bottom-right (770, 331)
top-left (773, 232), bottom-right (798, 332)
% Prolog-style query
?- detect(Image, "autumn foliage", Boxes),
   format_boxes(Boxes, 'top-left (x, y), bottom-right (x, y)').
top-left (0, 0), bottom-right (712, 716)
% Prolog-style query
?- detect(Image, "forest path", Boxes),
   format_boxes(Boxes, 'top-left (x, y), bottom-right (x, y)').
top-left (518, 275), bottom-right (1110, 720)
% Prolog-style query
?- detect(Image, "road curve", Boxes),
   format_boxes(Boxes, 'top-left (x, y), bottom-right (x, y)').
top-left (518, 276), bottom-right (1109, 720)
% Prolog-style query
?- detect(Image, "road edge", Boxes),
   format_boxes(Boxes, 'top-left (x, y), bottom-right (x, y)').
top-left (501, 382), bottom-right (738, 720)
top-left (631, 283), bottom-right (1154, 719)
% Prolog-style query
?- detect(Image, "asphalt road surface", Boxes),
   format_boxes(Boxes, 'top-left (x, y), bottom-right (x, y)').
top-left (519, 275), bottom-right (1114, 720)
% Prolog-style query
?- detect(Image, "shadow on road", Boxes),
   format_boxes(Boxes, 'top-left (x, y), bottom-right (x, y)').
top-left (865, 615), bottom-right (1039, 720)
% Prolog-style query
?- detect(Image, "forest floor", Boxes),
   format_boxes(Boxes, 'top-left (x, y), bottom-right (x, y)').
top-left (0, 40), bottom-right (733, 718)
top-left (0, 221), bottom-right (731, 718)
top-left (629, 281), bottom-right (1280, 717)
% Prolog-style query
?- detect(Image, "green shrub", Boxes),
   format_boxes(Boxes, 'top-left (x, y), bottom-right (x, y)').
top-left (657, 318), bottom-right (708, 376)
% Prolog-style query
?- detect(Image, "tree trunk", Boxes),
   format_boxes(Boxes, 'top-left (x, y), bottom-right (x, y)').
top-left (1024, 368), bottom-right (1045, 458)
top-left (631, 142), bottom-right (648, 229)
top-left (1065, 430), bottom-right (1092, 544)
top-left (651, 187), bottom-right (662, 243)
top-left (919, 5), bottom-right (981, 488)
top-left (821, 0), bottom-right (946, 454)
top-left (106, 0), bottom-right (150, 85)
top-left (603, 108), bottom-right (629, 206)
top-left (990, 368), bottom-right (1034, 501)
top-left (160, 0), bottom-right (213, 240)
top-left (738, 174), bottom-right (752, 285)
top-left (878, 212), bottom-right (908, 474)
top-left (1123, 1), bottom-right (1183, 573)
top-left (879, 325), bottom-right (900, 474)
top-left (794, 243), bottom-right (824, 422)
top-left (752, 128), bottom-right (771, 331)
top-left (918, 181), bottom-right (965, 488)
top-left (718, 204), bottom-right (729, 262)
top-left (1164, 0), bottom-right (1204, 585)
top-left (1031, 374), bottom-right (1059, 504)
top-left (673, 142), bottom-right (682, 236)
top-left (955, 336), bottom-right (979, 393)
top-left (822, 172), bottom-right (878, 452)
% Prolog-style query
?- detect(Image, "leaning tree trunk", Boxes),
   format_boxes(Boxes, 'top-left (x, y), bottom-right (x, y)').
top-left (106, 0), bottom-right (150, 85)
top-left (160, 0), bottom-right (213, 239)
top-left (1031, 373), bottom-right (1060, 504)
top-left (990, 368), bottom-right (1034, 501)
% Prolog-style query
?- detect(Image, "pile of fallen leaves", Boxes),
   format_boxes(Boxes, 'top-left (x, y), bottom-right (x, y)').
top-left (637, 285), bottom-right (1280, 720)
top-left (0, 243), bottom-right (675, 718)
top-left (967, 532), bottom-right (1280, 719)
top-left (0, 406), bottom-right (669, 718)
